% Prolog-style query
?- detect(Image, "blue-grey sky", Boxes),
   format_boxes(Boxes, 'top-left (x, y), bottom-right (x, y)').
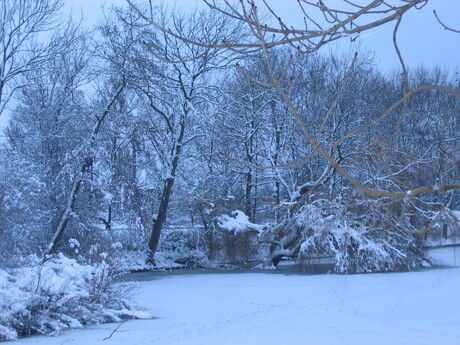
top-left (65, 0), bottom-right (459, 71)
top-left (1, 0), bottom-right (459, 134)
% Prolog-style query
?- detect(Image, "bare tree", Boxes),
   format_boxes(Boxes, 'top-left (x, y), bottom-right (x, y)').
top-left (0, 0), bottom-right (62, 115)
top-left (45, 81), bottom-right (126, 254)
top-left (128, 0), bottom-right (460, 203)
top-left (127, 6), bottom-right (241, 264)
top-left (44, 20), bottom-right (132, 253)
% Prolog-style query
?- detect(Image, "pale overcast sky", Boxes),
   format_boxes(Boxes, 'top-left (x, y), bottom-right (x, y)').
top-left (1, 0), bottom-right (459, 135)
top-left (65, 0), bottom-right (459, 71)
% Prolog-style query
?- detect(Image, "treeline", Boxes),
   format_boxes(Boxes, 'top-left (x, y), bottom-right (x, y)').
top-left (0, 1), bottom-right (459, 269)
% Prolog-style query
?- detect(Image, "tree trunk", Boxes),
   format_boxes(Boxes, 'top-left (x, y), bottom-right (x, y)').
top-left (245, 169), bottom-right (252, 218)
top-left (147, 117), bottom-right (185, 265)
top-left (147, 177), bottom-right (175, 262)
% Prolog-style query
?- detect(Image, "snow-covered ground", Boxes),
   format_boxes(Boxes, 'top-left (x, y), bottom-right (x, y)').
top-left (5, 266), bottom-right (460, 345)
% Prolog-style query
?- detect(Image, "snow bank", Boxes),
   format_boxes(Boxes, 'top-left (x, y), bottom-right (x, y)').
top-left (0, 254), bottom-right (151, 342)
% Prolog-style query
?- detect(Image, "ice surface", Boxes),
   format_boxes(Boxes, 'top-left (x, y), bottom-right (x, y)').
top-left (427, 246), bottom-right (460, 266)
top-left (6, 268), bottom-right (460, 345)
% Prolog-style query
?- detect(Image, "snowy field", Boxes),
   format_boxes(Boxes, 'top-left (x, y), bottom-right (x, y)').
top-left (5, 266), bottom-right (460, 345)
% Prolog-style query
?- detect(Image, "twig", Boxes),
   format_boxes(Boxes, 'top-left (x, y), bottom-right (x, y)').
top-left (102, 320), bottom-right (128, 341)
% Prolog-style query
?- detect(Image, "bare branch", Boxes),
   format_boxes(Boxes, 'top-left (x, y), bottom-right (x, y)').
top-left (433, 9), bottom-right (460, 33)
top-left (126, 0), bottom-right (427, 54)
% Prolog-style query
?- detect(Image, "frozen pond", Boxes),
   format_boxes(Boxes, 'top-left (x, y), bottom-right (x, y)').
top-left (426, 245), bottom-right (460, 267)
top-left (7, 267), bottom-right (460, 345)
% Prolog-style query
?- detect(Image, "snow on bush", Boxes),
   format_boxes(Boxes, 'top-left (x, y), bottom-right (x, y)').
top-left (289, 199), bottom-right (430, 273)
top-left (112, 250), bottom-right (152, 272)
top-left (0, 254), bottom-right (151, 342)
top-left (217, 210), bottom-right (265, 234)
top-left (214, 211), bottom-right (268, 266)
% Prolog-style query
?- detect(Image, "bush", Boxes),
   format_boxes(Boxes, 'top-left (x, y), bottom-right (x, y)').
top-left (291, 199), bottom-right (431, 273)
top-left (214, 211), bottom-right (266, 266)
top-left (0, 253), bottom-right (150, 341)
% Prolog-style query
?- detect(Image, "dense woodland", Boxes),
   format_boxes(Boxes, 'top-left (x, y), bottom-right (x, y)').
top-left (0, 0), bottom-right (459, 272)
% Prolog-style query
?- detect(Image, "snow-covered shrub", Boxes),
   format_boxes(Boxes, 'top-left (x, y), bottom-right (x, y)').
top-left (65, 234), bottom-right (137, 275)
top-left (281, 199), bottom-right (430, 273)
top-left (110, 250), bottom-right (152, 272)
top-left (156, 227), bottom-right (211, 269)
top-left (424, 208), bottom-right (460, 247)
top-left (216, 210), bottom-right (265, 234)
top-left (0, 254), bottom-right (150, 341)
top-left (213, 211), bottom-right (267, 266)
top-left (151, 210), bottom-right (266, 268)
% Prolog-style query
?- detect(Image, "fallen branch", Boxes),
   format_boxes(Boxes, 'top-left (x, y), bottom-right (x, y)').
top-left (102, 320), bottom-right (128, 341)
